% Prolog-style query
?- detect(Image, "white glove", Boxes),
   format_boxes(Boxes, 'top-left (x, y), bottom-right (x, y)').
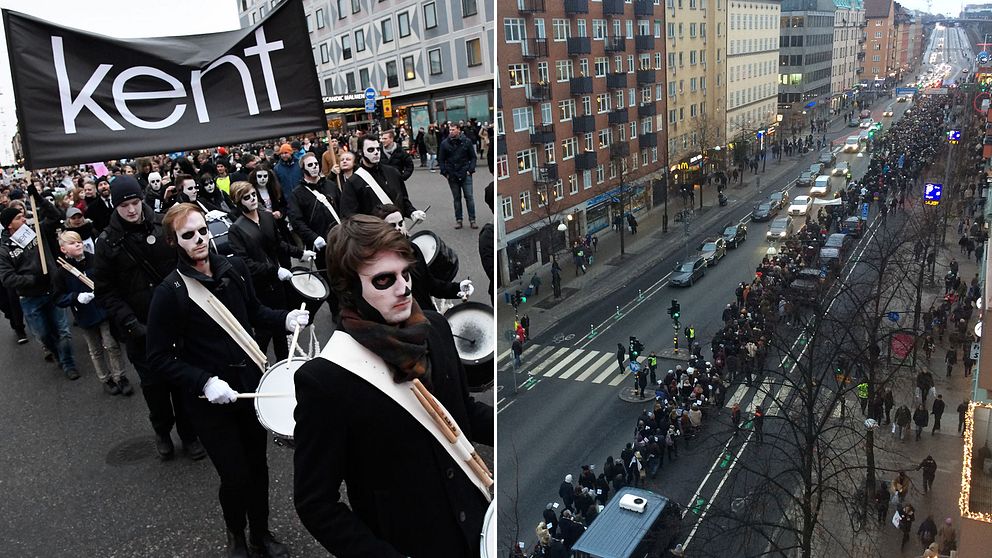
top-left (285, 309), bottom-right (311, 332)
top-left (205, 210), bottom-right (227, 221)
top-left (76, 292), bottom-right (95, 305)
top-left (313, 237), bottom-right (327, 250)
top-left (301, 250), bottom-right (317, 262)
top-left (411, 210), bottom-right (427, 223)
top-left (203, 376), bottom-right (238, 404)
top-left (277, 267), bottom-right (293, 281)
top-left (458, 279), bottom-right (475, 299)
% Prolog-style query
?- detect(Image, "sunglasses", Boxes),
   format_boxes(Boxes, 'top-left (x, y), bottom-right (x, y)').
top-left (364, 267), bottom-right (413, 290)
top-left (179, 226), bottom-right (209, 241)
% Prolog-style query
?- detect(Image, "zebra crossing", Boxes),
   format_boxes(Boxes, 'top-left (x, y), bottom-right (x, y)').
top-left (499, 342), bottom-right (844, 418)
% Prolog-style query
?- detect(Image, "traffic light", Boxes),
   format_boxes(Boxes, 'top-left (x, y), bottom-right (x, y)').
top-left (668, 300), bottom-right (681, 321)
top-left (630, 336), bottom-right (638, 359)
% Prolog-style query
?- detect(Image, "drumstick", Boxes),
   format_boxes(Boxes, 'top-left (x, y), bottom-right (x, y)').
top-left (198, 392), bottom-right (294, 399)
top-left (57, 257), bottom-right (95, 289)
top-left (206, 296), bottom-right (268, 366)
top-left (409, 383), bottom-right (493, 486)
top-left (407, 204), bottom-right (430, 233)
top-left (412, 379), bottom-right (461, 438)
top-left (452, 333), bottom-right (477, 345)
top-left (291, 269), bottom-right (328, 275)
top-left (410, 383), bottom-right (458, 444)
top-left (288, 303), bottom-right (307, 359)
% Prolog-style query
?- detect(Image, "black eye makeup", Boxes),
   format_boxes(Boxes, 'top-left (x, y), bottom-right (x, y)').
top-left (180, 226), bottom-right (209, 240)
top-left (368, 267), bottom-right (413, 290)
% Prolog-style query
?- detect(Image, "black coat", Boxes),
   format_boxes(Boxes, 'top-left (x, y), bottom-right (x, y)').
top-left (92, 204), bottom-right (177, 337)
top-left (84, 195), bottom-right (115, 232)
top-left (146, 255), bottom-right (287, 396)
top-left (288, 178), bottom-right (340, 248)
top-left (480, 224), bottom-right (494, 302)
top-left (293, 311), bottom-right (493, 558)
top-left (411, 243), bottom-right (460, 311)
top-left (229, 211), bottom-right (302, 291)
top-left (340, 163), bottom-right (416, 219)
top-left (438, 134), bottom-right (477, 181)
top-left (0, 196), bottom-right (62, 297)
top-left (382, 145), bottom-right (414, 181)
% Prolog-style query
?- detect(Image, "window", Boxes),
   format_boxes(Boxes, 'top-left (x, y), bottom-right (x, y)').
top-left (425, 3), bottom-right (438, 29)
top-left (496, 155), bottom-right (509, 181)
top-left (382, 19), bottom-right (394, 43)
top-left (341, 35), bottom-right (352, 60)
top-left (517, 150), bottom-right (536, 174)
top-left (355, 29), bottom-right (366, 52)
top-left (593, 20), bottom-right (606, 40)
top-left (569, 174), bottom-right (579, 195)
top-left (545, 143), bottom-right (556, 164)
top-left (541, 102), bottom-right (553, 125)
top-left (552, 19), bottom-right (570, 41)
top-left (320, 43), bottom-right (330, 64)
top-left (598, 129), bottom-right (611, 148)
top-left (562, 137), bottom-right (577, 159)
top-left (352, 0), bottom-right (360, 14)
top-left (462, 0), bottom-right (477, 17)
top-left (508, 64), bottom-right (529, 87)
top-left (346, 72), bottom-right (356, 92)
top-left (307, 13), bottom-right (313, 33)
top-left (558, 99), bottom-right (575, 121)
top-left (553, 180), bottom-right (564, 200)
top-left (519, 191), bottom-right (532, 214)
top-left (337, 0), bottom-right (346, 19)
top-left (594, 57), bottom-right (608, 77)
top-left (324, 77), bottom-right (334, 95)
top-left (359, 68), bottom-right (370, 89)
top-left (467, 39), bottom-right (483, 67)
top-left (534, 18), bottom-right (546, 39)
top-left (596, 93), bottom-right (611, 113)
top-left (596, 165), bottom-right (604, 184)
top-left (504, 18), bottom-right (525, 42)
top-left (501, 195), bottom-right (512, 219)
top-left (385, 61), bottom-right (399, 88)
top-left (316, 8), bottom-right (326, 29)
top-left (428, 48), bottom-right (443, 75)
top-left (398, 12), bottom-right (411, 37)
top-left (555, 60), bottom-right (574, 82)
top-left (403, 56), bottom-right (416, 80)
top-left (512, 107), bottom-right (534, 132)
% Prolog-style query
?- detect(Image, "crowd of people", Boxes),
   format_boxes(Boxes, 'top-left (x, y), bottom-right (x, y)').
top-left (0, 120), bottom-right (496, 557)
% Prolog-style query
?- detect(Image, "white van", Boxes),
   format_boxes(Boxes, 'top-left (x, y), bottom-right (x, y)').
top-left (843, 136), bottom-right (860, 153)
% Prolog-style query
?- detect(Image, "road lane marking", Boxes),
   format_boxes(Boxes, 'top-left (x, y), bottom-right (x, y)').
top-left (529, 347), bottom-right (570, 375)
top-left (556, 350), bottom-right (601, 380)
top-left (574, 353), bottom-right (615, 382)
top-left (608, 373), bottom-right (628, 386)
top-left (592, 367), bottom-right (617, 384)
top-left (725, 384), bottom-right (748, 408)
top-left (542, 349), bottom-right (587, 377)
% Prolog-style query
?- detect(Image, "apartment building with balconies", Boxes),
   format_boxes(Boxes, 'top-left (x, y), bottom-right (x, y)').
top-left (727, 0), bottom-right (781, 159)
top-left (863, 0), bottom-right (897, 84)
top-left (830, 0), bottom-right (865, 112)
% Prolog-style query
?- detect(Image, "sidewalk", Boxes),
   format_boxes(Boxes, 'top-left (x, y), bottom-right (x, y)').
top-left (498, 114), bottom-right (853, 341)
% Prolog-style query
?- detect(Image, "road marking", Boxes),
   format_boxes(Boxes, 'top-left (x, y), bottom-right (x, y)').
top-left (574, 271), bottom-right (674, 349)
top-left (529, 347), bottom-right (570, 375)
top-left (592, 367), bottom-right (617, 384)
top-left (557, 350), bottom-right (601, 380)
top-left (608, 373), bottom-right (628, 386)
top-left (575, 353), bottom-right (615, 381)
top-left (542, 349), bottom-right (587, 377)
top-left (725, 384), bottom-right (749, 408)
top-left (768, 385), bottom-right (792, 416)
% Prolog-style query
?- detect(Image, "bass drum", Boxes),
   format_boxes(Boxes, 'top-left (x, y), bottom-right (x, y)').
top-left (207, 216), bottom-right (234, 256)
top-left (480, 502), bottom-right (496, 558)
top-left (443, 302), bottom-right (494, 392)
top-left (254, 357), bottom-right (307, 446)
top-left (411, 230), bottom-right (459, 283)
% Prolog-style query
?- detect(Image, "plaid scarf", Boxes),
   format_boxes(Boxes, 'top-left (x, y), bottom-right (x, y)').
top-left (339, 300), bottom-right (431, 383)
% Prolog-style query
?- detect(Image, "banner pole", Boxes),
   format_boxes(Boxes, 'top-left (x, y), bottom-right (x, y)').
top-left (27, 187), bottom-right (48, 275)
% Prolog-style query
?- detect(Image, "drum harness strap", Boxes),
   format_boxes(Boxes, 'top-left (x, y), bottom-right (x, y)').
top-left (320, 331), bottom-right (493, 502)
top-left (303, 184), bottom-right (342, 225)
top-left (352, 167), bottom-right (395, 207)
top-left (179, 272), bottom-right (268, 373)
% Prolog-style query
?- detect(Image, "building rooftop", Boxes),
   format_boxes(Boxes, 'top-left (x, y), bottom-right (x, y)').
top-left (865, 0), bottom-right (891, 18)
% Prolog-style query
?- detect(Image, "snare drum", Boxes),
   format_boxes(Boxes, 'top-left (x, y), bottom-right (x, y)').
top-left (289, 267), bottom-right (329, 303)
top-left (411, 230), bottom-right (459, 283)
top-left (255, 358), bottom-right (306, 445)
top-left (443, 302), bottom-right (494, 392)
top-left (207, 216), bottom-right (233, 256)
top-left (480, 502), bottom-right (496, 558)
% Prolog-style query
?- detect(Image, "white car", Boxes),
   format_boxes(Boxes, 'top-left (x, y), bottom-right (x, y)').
top-left (832, 161), bottom-right (850, 176)
top-left (859, 118), bottom-right (874, 129)
top-left (810, 176), bottom-right (831, 197)
top-left (788, 195), bottom-right (813, 216)
top-left (843, 136), bottom-right (861, 152)
top-left (882, 106), bottom-right (894, 117)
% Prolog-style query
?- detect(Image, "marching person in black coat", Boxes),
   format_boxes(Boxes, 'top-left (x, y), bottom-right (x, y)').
top-left (91, 176), bottom-right (202, 460)
top-left (340, 135), bottom-right (426, 223)
top-left (229, 181), bottom-right (314, 361)
top-left (147, 203), bottom-right (308, 558)
top-left (293, 215), bottom-right (493, 558)
top-left (287, 152), bottom-right (341, 316)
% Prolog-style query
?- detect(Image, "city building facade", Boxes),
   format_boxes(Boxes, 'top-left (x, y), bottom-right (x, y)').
top-left (862, 0), bottom-right (896, 83)
top-left (778, 0), bottom-right (837, 133)
top-left (726, 0), bottom-right (781, 159)
top-left (236, 0), bottom-right (495, 134)
top-left (894, 3), bottom-right (923, 80)
top-left (496, 0), bottom-right (669, 284)
top-left (830, 0), bottom-right (865, 113)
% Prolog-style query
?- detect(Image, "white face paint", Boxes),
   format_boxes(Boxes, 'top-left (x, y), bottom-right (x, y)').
top-left (203, 178), bottom-right (216, 194)
top-left (240, 189), bottom-right (259, 212)
top-left (255, 171), bottom-right (270, 187)
top-left (363, 140), bottom-right (382, 165)
top-left (303, 156), bottom-right (320, 178)
top-left (147, 172), bottom-right (162, 192)
top-left (175, 211), bottom-right (211, 263)
top-left (384, 211), bottom-right (408, 237)
top-left (358, 251), bottom-right (414, 325)
top-left (182, 180), bottom-right (198, 201)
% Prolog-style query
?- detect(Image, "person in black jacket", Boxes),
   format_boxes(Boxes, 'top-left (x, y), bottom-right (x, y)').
top-left (288, 152), bottom-right (341, 315)
top-left (229, 181), bottom-right (314, 361)
top-left (0, 187), bottom-right (79, 379)
top-left (381, 129), bottom-right (414, 181)
top-left (91, 176), bottom-right (203, 461)
top-left (480, 182), bottom-right (495, 302)
top-left (147, 203), bottom-right (307, 558)
top-left (84, 176), bottom-right (115, 233)
top-left (340, 135), bottom-right (427, 223)
top-left (293, 215), bottom-right (492, 558)
top-left (437, 122), bottom-right (478, 229)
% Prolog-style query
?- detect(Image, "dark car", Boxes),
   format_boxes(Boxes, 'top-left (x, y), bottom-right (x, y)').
top-left (769, 191), bottom-right (789, 207)
top-left (722, 223), bottom-right (748, 248)
top-left (670, 256), bottom-right (707, 287)
top-left (751, 202), bottom-right (778, 222)
top-left (789, 268), bottom-right (831, 306)
top-left (819, 233), bottom-right (854, 267)
top-left (841, 216), bottom-right (864, 238)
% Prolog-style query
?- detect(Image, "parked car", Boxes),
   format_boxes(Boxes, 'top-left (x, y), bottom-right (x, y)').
top-left (722, 223), bottom-right (748, 248)
top-left (789, 268), bottom-right (831, 306)
top-left (752, 201), bottom-right (778, 222)
top-left (788, 195), bottom-right (813, 216)
top-left (797, 171), bottom-right (816, 187)
top-left (832, 161), bottom-right (851, 177)
top-left (810, 175), bottom-right (831, 197)
top-left (766, 216), bottom-right (795, 241)
top-left (818, 150), bottom-right (836, 166)
top-left (819, 233), bottom-right (854, 267)
top-left (841, 216), bottom-right (864, 237)
top-left (670, 256), bottom-right (707, 287)
top-left (700, 237), bottom-right (728, 266)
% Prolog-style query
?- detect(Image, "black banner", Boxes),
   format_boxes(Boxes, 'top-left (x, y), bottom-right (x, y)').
top-left (4, 0), bottom-right (324, 169)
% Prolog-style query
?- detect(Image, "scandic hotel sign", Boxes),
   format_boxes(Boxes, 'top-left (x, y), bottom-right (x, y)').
top-left (3, 0), bottom-right (324, 169)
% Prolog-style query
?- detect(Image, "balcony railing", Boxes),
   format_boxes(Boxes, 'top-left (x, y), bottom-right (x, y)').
top-left (564, 0), bottom-right (589, 14)
top-left (526, 83), bottom-right (551, 102)
top-left (637, 102), bottom-right (657, 118)
top-left (639, 132), bottom-right (658, 148)
top-left (496, 134), bottom-right (506, 156)
top-left (606, 72), bottom-right (628, 89)
top-left (519, 0), bottom-right (545, 13)
top-left (534, 164), bottom-right (559, 184)
top-left (608, 108), bottom-right (629, 125)
top-left (567, 37), bottom-right (592, 56)
top-left (570, 77), bottom-right (593, 96)
top-left (634, 0), bottom-right (654, 16)
top-left (530, 124), bottom-right (555, 145)
top-left (574, 151), bottom-right (598, 171)
top-left (603, 0), bottom-right (624, 16)
top-left (637, 69), bottom-right (657, 85)
top-left (635, 35), bottom-right (655, 51)
top-left (605, 36), bottom-right (626, 52)
top-left (609, 143), bottom-right (630, 159)
top-left (521, 38), bottom-right (549, 59)
top-left (572, 115), bottom-right (596, 135)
